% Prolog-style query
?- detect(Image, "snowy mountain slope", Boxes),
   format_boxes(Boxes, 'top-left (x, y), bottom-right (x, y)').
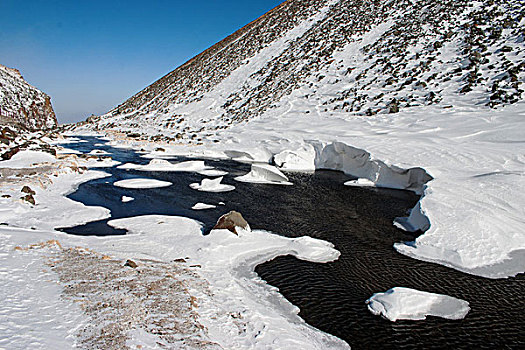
top-left (0, 64), bottom-right (57, 130)
top-left (71, 0), bottom-right (525, 279)
top-left (84, 0), bottom-right (524, 141)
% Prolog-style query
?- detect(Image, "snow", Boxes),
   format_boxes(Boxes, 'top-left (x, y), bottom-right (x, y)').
top-left (121, 196), bottom-right (134, 203)
top-left (113, 178), bottom-right (172, 189)
top-left (198, 169), bottom-right (228, 176)
top-left (344, 178), bottom-right (376, 187)
top-left (235, 163), bottom-right (293, 185)
top-left (105, 215), bottom-right (347, 349)
top-left (0, 150), bottom-right (57, 168)
top-left (0, 161), bottom-right (348, 349)
top-left (88, 149), bottom-right (110, 155)
top-left (366, 287), bottom-right (470, 322)
top-left (118, 159), bottom-right (213, 173)
top-left (189, 176), bottom-right (235, 192)
top-left (205, 102), bottom-right (525, 279)
top-left (191, 202), bottom-right (216, 210)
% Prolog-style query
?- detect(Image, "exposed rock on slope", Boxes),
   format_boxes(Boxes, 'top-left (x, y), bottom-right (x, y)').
top-left (0, 64), bottom-right (57, 130)
top-left (84, 0), bottom-right (523, 142)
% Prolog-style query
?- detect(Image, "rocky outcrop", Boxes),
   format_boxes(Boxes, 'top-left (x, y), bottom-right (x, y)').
top-left (213, 211), bottom-right (251, 234)
top-left (0, 64), bottom-right (57, 130)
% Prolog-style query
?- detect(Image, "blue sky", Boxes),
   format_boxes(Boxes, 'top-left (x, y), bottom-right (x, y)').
top-left (0, 0), bottom-right (284, 124)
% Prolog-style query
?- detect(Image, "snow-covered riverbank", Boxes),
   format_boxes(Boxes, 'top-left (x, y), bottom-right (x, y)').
top-left (0, 145), bottom-right (349, 349)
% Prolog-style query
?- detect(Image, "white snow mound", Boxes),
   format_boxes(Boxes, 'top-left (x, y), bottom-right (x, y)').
top-left (113, 178), bottom-right (172, 189)
top-left (190, 176), bottom-right (235, 192)
top-left (235, 163), bottom-right (292, 185)
top-left (366, 287), bottom-right (470, 322)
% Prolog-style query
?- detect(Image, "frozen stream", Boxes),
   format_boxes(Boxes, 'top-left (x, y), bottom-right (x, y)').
top-left (61, 137), bottom-right (524, 349)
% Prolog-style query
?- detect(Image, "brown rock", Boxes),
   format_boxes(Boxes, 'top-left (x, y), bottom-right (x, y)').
top-left (21, 186), bottom-right (36, 195)
top-left (21, 194), bottom-right (35, 205)
top-left (124, 259), bottom-right (138, 268)
top-left (213, 211), bottom-right (250, 235)
top-left (1, 147), bottom-right (20, 160)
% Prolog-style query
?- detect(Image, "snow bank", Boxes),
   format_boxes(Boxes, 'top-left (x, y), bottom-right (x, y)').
top-left (366, 287), bottom-right (470, 321)
top-left (113, 178), bottom-right (172, 189)
top-left (313, 141), bottom-right (432, 195)
top-left (0, 170), bottom-right (111, 231)
top-left (189, 176), bottom-right (235, 192)
top-left (274, 145), bottom-right (316, 172)
top-left (104, 215), bottom-right (347, 349)
top-left (0, 150), bottom-right (57, 168)
top-left (235, 163), bottom-right (292, 185)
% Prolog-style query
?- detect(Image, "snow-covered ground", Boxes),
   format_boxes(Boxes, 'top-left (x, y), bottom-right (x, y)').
top-left (0, 145), bottom-right (348, 348)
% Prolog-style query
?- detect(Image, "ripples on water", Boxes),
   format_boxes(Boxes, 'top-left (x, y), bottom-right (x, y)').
top-left (62, 137), bottom-right (524, 349)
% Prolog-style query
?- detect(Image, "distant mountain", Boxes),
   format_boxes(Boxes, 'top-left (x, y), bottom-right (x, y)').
top-left (86, 0), bottom-right (524, 141)
top-left (0, 64), bottom-right (57, 130)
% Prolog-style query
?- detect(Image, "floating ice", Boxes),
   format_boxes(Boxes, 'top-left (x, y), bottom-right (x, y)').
top-left (191, 203), bottom-right (217, 210)
top-left (344, 178), bottom-right (376, 187)
top-left (366, 287), bottom-right (470, 322)
top-left (190, 176), bottom-right (235, 192)
top-left (198, 169), bottom-right (228, 176)
top-left (113, 178), bottom-right (172, 189)
top-left (118, 159), bottom-right (213, 173)
top-left (235, 163), bottom-right (292, 185)
top-left (88, 149), bottom-right (110, 155)
top-left (121, 196), bottom-right (135, 203)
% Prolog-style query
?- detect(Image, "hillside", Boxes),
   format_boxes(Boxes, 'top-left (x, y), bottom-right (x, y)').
top-left (0, 64), bottom-right (57, 130)
top-left (84, 0), bottom-right (524, 142)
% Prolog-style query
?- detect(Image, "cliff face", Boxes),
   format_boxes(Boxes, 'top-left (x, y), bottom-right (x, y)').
top-left (0, 64), bottom-right (58, 130)
top-left (89, 0), bottom-right (524, 141)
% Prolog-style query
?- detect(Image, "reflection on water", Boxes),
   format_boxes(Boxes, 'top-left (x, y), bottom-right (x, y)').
top-left (62, 137), bottom-right (525, 349)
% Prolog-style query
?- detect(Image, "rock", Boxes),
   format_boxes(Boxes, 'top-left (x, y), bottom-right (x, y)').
top-left (1, 147), bottom-right (20, 160)
top-left (21, 194), bottom-right (35, 205)
top-left (155, 147), bottom-right (165, 152)
top-left (21, 186), bottom-right (36, 195)
top-left (213, 211), bottom-right (250, 234)
top-left (124, 259), bottom-right (138, 268)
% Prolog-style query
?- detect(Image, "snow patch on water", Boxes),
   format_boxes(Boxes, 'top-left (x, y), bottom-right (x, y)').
top-left (235, 163), bottom-right (292, 185)
top-left (366, 287), bottom-right (470, 322)
top-left (113, 178), bottom-right (172, 189)
top-left (190, 177), bottom-right (235, 192)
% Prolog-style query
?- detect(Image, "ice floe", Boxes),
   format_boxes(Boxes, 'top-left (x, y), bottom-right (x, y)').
top-left (113, 178), bottom-right (172, 189)
top-left (121, 196), bottom-right (135, 203)
top-left (366, 287), bottom-right (470, 322)
top-left (191, 202), bottom-right (216, 210)
top-left (88, 149), bottom-right (110, 155)
top-left (235, 163), bottom-right (292, 185)
top-left (118, 159), bottom-right (212, 173)
top-left (344, 178), bottom-right (376, 187)
top-left (189, 176), bottom-right (235, 192)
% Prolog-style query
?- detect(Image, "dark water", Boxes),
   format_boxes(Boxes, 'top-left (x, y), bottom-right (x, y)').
top-left (61, 137), bottom-right (524, 349)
